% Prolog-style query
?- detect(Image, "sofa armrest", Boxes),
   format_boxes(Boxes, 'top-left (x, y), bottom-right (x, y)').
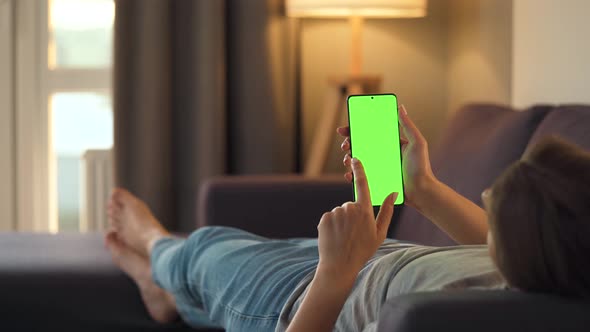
top-left (378, 290), bottom-right (590, 332)
top-left (197, 175), bottom-right (351, 238)
top-left (0, 233), bottom-right (205, 332)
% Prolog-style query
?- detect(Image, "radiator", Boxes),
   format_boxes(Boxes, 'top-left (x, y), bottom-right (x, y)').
top-left (81, 149), bottom-right (113, 232)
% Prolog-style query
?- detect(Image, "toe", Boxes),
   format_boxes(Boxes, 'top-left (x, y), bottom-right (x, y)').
top-left (108, 196), bottom-right (123, 210)
top-left (111, 188), bottom-right (123, 199)
top-left (111, 188), bottom-right (131, 205)
top-left (105, 230), bottom-right (115, 245)
top-left (108, 202), bottom-right (121, 217)
top-left (109, 216), bottom-right (122, 231)
top-left (113, 188), bottom-right (144, 213)
top-left (105, 231), bottom-right (121, 249)
top-left (108, 204), bottom-right (122, 226)
top-left (119, 190), bottom-right (140, 208)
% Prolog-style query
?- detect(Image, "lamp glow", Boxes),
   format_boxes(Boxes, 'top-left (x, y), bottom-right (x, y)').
top-left (286, 0), bottom-right (427, 18)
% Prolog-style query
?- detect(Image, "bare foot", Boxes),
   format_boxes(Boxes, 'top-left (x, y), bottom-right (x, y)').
top-left (107, 188), bottom-right (170, 257)
top-left (105, 231), bottom-right (179, 324)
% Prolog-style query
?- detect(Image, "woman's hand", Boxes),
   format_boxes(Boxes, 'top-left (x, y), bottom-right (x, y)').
top-left (288, 160), bottom-right (396, 332)
top-left (317, 158), bottom-right (398, 280)
top-left (337, 104), bottom-right (436, 209)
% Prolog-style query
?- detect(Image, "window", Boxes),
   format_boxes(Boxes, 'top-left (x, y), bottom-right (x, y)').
top-left (46, 0), bottom-right (114, 231)
top-left (49, 0), bottom-right (114, 69)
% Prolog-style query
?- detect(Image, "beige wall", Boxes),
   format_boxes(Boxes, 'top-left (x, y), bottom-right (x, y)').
top-left (512, 0), bottom-right (590, 108)
top-left (447, 0), bottom-right (512, 116)
top-left (301, 0), bottom-right (449, 173)
top-left (0, 0), bottom-right (15, 230)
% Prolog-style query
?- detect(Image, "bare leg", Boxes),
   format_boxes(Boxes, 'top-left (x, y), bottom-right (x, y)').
top-left (105, 188), bottom-right (178, 323)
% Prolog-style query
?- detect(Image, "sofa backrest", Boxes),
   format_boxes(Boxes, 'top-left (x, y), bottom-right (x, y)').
top-left (392, 103), bottom-right (552, 246)
top-left (525, 105), bottom-right (590, 152)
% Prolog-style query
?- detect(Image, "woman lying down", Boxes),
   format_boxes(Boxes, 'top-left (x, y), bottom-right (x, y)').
top-left (105, 105), bottom-right (590, 332)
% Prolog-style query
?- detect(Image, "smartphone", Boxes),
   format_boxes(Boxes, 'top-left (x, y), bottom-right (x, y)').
top-left (347, 94), bottom-right (404, 206)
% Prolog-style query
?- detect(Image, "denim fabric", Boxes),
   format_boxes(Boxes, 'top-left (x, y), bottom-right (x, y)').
top-left (150, 226), bottom-right (320, 332)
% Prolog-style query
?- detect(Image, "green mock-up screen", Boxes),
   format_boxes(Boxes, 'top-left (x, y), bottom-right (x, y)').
top-left (347, 94), bottom-right (404, 206)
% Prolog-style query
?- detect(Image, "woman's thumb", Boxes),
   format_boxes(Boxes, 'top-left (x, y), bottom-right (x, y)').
top-left (376, 192), bottom-right (398, 235)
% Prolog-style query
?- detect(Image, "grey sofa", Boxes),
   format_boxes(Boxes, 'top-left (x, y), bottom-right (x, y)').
top-left (2, 104), bottom-right (590, 331)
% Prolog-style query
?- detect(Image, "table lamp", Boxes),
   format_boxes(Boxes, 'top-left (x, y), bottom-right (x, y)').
top-left (285, 0), bottom-right (427, 176)
top-left (286, 0), bottom-right (428, 175)
top-left (286, 0), bottom-right (427, 75)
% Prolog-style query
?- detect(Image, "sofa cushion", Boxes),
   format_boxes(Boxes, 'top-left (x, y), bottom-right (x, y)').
top-left (0, 232), bottom-right (220, 332)
top-left (526, 105), bottom-right (590, 152)
top-left (393, 104), bottom-right (552, 246)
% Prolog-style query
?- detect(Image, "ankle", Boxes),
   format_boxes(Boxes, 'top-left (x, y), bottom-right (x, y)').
top-left (145, 231), bottom-right (169, 257)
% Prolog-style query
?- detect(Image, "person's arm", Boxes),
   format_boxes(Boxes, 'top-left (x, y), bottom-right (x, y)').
top-left (285, 267), bottom-right (356, 332)
top-left (338, 105), bottom-right (488, 245)
top-left (395, 105), bottom-right (488, 244)
top-left (412, 176), bottom-right (488, 245)
top-left (287, 159), bottom-right (398, 332)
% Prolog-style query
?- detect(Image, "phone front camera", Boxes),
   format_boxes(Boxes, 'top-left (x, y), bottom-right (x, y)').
top-left (371, 96), bottom-right (374, 99)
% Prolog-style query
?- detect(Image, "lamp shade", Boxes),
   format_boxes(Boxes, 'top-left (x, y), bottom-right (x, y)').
top-left (286, 0), bottom-right (427, 18)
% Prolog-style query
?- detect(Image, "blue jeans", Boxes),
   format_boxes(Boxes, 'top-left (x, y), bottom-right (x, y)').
top-left (150, 226), bottom-right (320, 331)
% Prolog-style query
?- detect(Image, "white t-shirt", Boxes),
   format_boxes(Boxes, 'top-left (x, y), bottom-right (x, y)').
top-left (275, 242), bottom-right (506, 332)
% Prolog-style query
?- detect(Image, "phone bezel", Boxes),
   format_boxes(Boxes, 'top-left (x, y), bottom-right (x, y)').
top-left (346, 93), bottom-right (405, 206)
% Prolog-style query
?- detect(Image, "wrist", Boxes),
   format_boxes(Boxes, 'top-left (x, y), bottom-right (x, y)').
top-left (316, 261), bottom-right (359, 287)
top-left (412, 174), bottom-right (443, 213)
